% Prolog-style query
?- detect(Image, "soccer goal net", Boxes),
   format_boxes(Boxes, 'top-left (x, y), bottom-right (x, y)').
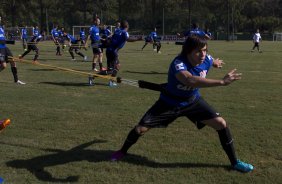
top-left (273, 32), bottom-right (282, 41)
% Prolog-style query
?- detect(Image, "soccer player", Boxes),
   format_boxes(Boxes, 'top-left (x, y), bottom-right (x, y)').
top-left (20, 25), bottom-right (28, 51)
top-left (64, 32), bottom-right (87, 61)
top-left (32, 26), bottom-right (39, 37)
top-left (51, 25), bottom-right (61, 56)
top-left (19, 31), bottom-right (43, 63)
top-left (87, 17), bottom-right (104, 71)
top-left (111, 36), bottom-right (254, 173)
top-left (141, 27), bottom-right (161, 53)
top-left (100, 25), bottom-right (112, 51)
top-left (177, 23), bottom-right (211, 40)
top-left (79, 28), bottom-right (87, 50)
top-left (106, 20), bottom-right (141, 86)
top-left (251, 29), bottom-right (262, 53)
top-left (0, 16), bottom-right (25, 84)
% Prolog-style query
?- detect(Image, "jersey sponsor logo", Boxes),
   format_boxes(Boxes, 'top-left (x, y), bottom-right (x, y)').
top-left (175, 62), bottom-right (184, 70)
top-left (177, 84), bottom-right (194, 91)
top-left (200, 70), bottom-right (207, 78)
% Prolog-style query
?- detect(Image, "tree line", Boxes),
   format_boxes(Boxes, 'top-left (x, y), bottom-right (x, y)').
top-left (1, 0), bottom-right (282, 36)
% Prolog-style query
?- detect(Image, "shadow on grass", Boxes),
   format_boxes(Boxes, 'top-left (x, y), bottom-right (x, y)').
top-left (125, 70), bottom-right (167, 75)
top-left (39, 81), bottom-right (108, 87)
top-left (5, 139), bottom-right (230, 183)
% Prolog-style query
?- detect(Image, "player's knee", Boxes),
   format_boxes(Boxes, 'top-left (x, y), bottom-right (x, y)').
top-left (214, 117), bottom-right (227, 129)
top-left (135, 125), bottom-right (149, 135)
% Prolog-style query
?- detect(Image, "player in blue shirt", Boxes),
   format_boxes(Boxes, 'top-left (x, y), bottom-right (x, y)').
top-left (0, 16), bottom-right (25, 84)
top-left (177, 23), bottom-right (211, 40)
top-left (79, 28), bottom-right (87, 51)
top-left (64, 32), bottom-right (87, 61)
top-left (87, 17), bottom-right (104, 71)
top-left (111, 35), bottom-right (254, 173)
top-left (33, 26), bottom-right (39, 37)
top-left (141, 27), bottom-right (161, 53)
top-left (51, 25), bottom-right (61, 56)
top-left (106, 20), bottom-right (141, 86)
top-left (19, 31), bottom-right (44, 63)
top-left (100, 25), bottom-right (112, 50)
top-left (20, 25), bottom-right (28, 51)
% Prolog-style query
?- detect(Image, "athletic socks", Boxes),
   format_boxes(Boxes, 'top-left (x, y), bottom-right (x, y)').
top-left (217, 127), bottom-right (237, 166)
top-left (120, 128), bottom-right (141, 154)
top-left (11, 66), bottom-right (18, 82)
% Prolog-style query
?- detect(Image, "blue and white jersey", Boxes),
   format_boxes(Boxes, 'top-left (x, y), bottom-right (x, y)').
top-left (114, 27), bottom-right (121, 34)
top-left (65, 33), bottom-right (76, 44)
top-left (101, 28), bottom-right (111, 38)
top-left (108, 28), bottom-right (129, 50)
top-left (51, 28), bottom-right (59, 38)
top-left (89, 25), bottom-right (100, 43)
top-left (30, 34), bottom-right (42, 43)
top-left (150, 31), bottom-right (157, 40)
top-left (21, 28), bottom-right (28, 39)
top-left (0, 26), bottom-right (6, 48)
top-left (79, 30), bottom-right (86, 40)
top-left (184, 28), bottom-right (206, 38)
top-left (33, 27), bottom-right (39, 37)
top-left (160, 54), bottom-right (214, 106)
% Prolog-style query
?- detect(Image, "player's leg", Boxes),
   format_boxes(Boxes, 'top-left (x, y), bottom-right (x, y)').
top-left (111, 99), bottom-right (177, 161)
top-left (141, 42), bottom-right (148, 50)
top-left (5, 48), bottom-right (25, 84)
top-left (186, 97), bottom-right (253, 172)
top-left (69, 47), bottom-right (75, 60)
top-left (33, 46), bottom-right (39, 63)
top-left (157, 42), bottom-right (161, 53)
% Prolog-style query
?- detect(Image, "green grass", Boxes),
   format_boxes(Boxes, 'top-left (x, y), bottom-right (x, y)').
top-left (0, 40), bottom-right (282, 184)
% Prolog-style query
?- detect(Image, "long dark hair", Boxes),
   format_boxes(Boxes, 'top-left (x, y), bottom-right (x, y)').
top-left (180, 36), bottom-right (207, 57)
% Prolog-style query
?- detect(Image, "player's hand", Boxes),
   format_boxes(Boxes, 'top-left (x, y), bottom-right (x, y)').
top-left (213, 58), bottom-right (225, 68)
top-left (222, 69), bottom-right (242, 85)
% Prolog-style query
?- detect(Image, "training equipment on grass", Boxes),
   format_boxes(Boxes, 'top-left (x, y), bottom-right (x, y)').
top-left (0, 119), bottom-right (11, 132)
top-left (175, 41), bottom-right (184, 45)
top-left (10, 56), bottom-right (116, 81)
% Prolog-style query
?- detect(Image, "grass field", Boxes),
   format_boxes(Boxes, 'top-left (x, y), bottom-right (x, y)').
top-left (0, 40), bottom-right (282, 184)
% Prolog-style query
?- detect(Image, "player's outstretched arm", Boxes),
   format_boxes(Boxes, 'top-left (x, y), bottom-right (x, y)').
top-left (212, 58), bottom-right (225, 68)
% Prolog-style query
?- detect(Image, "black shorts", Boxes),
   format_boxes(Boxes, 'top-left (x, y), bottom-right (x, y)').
top-left (0, 47), bottom-right (13, 63)
top-left (138, 97), bottom-right (220, 129)
top-left (92, 47), bottom-right (102, 54)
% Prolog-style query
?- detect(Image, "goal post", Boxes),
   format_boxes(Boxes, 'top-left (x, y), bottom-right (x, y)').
top-left (273, 32), bottom-right (282, 41)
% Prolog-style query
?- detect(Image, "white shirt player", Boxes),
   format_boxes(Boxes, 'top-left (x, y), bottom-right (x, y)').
top-left (253, 32), bottom-right (261, 43)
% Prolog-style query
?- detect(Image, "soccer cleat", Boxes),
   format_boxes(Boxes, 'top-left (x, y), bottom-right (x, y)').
top-left (111, 150), bottom-right (125, 161)
top-left (16, 80), bottom-right (26, 85)
top-left (71, 58), bottom-right (76, 61)
top-left (108, 80), bottom-right (117, 87)
top-left (153, 48), bottom-right (157, 51)
top-left (0, 119), bottom-right (11, 132)
top-left (157, 51), bottom-right (161, 54)
top-left (233, 159), bottom-right (254, 173)
top-left (93, 68), bottom-right (98, 72)
top-left (88, 76), bottom-right (94, 86)
top-left (32, 60), bottom-right (39, 64)
top-left (83, 56), bottom-right (88, 61)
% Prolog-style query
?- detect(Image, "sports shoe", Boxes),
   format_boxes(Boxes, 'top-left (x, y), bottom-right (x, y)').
top-left (157, 51), bottom-right (161, 54)
top-left (153, 48), bottom-right (157, 51)
top-left (111, 150), bottom-right (125, 161)
top-left (108, 80), bottom-right (117, 87)
top-left (71, 58), bottom-right (76, 61)
top-left (16, 80), bottom-right (26, 85)
top-left (233, 159), bottom-right (254, 173)
top-left (32, 60), bottom-right (39, 64)
top-left (88, 76), bottom-right (94, 86)
top-left (0, 119), bottom-right (11, 131)
top-left (83, 56), bottom-right (88, 61)
top-left (93, 68), bottom-right (98, 72)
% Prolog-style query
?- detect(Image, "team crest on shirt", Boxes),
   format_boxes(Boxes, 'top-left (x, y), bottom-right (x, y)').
top-left (175, 62), bottom-right (184, 70)
top-left (200, 70), bottom-right (207, 78)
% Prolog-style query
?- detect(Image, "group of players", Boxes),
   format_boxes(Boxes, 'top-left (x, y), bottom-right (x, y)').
top-left (1, 15), bottom-right (255, 173)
